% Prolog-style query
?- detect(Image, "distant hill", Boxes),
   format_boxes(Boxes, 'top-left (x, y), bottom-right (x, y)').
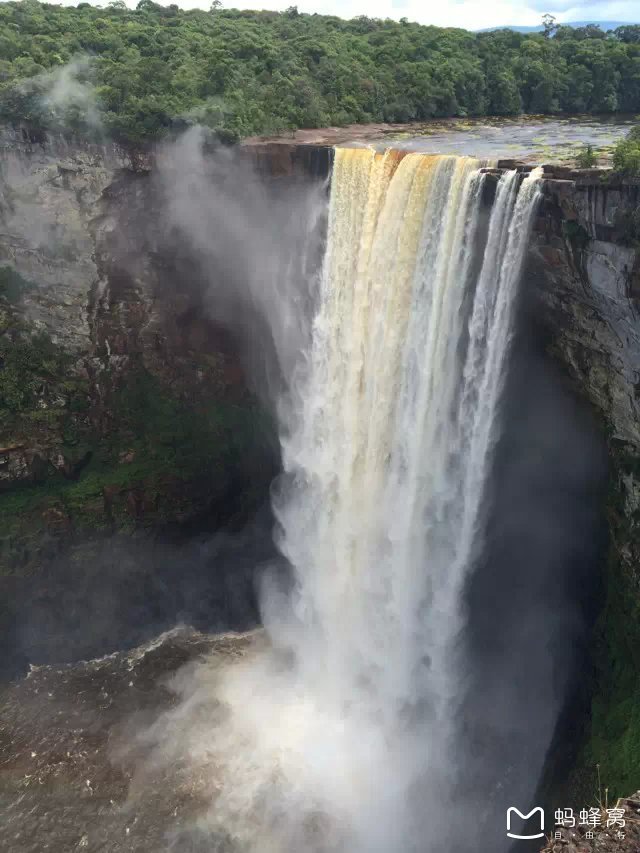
top-left (477, 21), bottom-right (637, 33)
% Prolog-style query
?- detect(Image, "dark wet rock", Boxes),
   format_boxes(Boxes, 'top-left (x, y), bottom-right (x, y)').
top-left (0, 627), bottom-right (258, 852)
top-left (0, 130), bottom-right (278, 580)
top-left (525, 172), bottom-right (640, 800)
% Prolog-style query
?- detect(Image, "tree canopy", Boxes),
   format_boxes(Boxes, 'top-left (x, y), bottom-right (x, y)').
top-left (0, 1), bottom-right (639, 144)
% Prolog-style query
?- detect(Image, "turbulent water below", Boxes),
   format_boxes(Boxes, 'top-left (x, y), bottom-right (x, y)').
top-left (0, 628), bottom-right (259, 853)
top-left (3, 629), bottom-right (640, 853)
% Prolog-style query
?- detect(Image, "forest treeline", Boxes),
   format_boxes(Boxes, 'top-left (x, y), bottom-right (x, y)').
top-left (0, 0), bottom-right (639, 143)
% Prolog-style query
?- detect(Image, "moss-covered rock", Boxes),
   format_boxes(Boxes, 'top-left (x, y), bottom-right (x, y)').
top-left (0, 227), bottom-right (278, 578)
top-left (0, 137), bottom-right (285, 674)
top-left (0, 302), bottom-right (277, 575)
top-left (0, 370), bottom-right (276, 575)
top-left (576, 446), bottom-right (640, 798)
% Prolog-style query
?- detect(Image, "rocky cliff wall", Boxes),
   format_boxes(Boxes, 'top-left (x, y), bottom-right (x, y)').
top-left (526, 172), bottom-right (640, 799)
top-left (0, 129), bottom-right (280, 536)
top-left (0, 130), bottom-right (285, 666)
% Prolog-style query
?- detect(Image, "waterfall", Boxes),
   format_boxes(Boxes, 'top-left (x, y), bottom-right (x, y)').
top-left (276, 149), bottom-right (543, 717)
top-left (167, 149), bottom-right (544, 853)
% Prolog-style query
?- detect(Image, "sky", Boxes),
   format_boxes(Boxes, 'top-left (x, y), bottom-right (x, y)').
top-left (51, 0), bottom-right (640, 31)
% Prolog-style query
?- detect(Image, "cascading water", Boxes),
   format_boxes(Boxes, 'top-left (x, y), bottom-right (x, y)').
top-left (276, 151), bottom-right (543, 715)
top-left (154, 148), bottom-right (544, 853)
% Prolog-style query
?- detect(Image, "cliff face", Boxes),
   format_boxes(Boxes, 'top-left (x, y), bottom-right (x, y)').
top-left (0, 130), bottom-right (283, 665)
top-left (0, 131), bottom-right (331, 516)
top-left (529, 176), bottom-right (640, 445)
top-left (526, 174), bottom-right (640, 798)
top-left (0, 130), bottom-right (277, 527)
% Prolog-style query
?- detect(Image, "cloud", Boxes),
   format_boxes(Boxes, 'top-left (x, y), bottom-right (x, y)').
top-left (528, 0), bottom-right (592, 10)
top-left (54, 0), bottom-right (637, 29)
top-left (552, 0), bottom-right (640, 21)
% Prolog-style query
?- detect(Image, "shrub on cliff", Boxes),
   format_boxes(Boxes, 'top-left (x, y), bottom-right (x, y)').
top-left (613, 127), bottom-right (640, 176)
top-left (576, 144), bottom-right (597, 169)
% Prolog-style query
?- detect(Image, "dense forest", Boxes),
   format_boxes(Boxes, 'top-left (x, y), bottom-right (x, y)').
top-left (0, 1), bottom-right (639, 143)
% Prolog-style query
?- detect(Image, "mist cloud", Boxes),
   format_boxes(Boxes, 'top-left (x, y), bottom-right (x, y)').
top-left (18, 56), bottom-right (103, 135)
top-left (154, 127), bottom-right (328, 411)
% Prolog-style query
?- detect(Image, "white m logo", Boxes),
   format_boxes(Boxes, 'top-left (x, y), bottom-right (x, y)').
top-left (507, 806), bottom-right (545, 840)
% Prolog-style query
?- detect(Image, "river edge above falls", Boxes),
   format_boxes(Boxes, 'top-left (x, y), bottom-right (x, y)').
top-left (0, 125), bottom-right (639, 845)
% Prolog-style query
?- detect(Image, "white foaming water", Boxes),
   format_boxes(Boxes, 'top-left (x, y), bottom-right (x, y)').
top-left (154, 150), bottom-right (543, 853)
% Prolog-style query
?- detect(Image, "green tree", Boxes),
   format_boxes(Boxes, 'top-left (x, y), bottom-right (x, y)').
top-left (542, 14), bottom-right (558, 39)
top-left (487, 68), bottom-right (522, 115)
top-left (0, 2), bottom-right (635, 144)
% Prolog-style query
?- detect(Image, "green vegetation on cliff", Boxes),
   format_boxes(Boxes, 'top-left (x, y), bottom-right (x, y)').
top-left (613, 126), bottom-right (640, 175)
top-left (580, 446), bottom-right (640, 798)
top-left (575, 144), bottom-right (598, 169)
top-left (0, 364), bottom-right (275, 573)
top-left (0, 306), bottom-right (276, 575)
top-left (0, 2), bottom-right (639, 142)
top-left (0, 265), bottom-right (89, 457)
